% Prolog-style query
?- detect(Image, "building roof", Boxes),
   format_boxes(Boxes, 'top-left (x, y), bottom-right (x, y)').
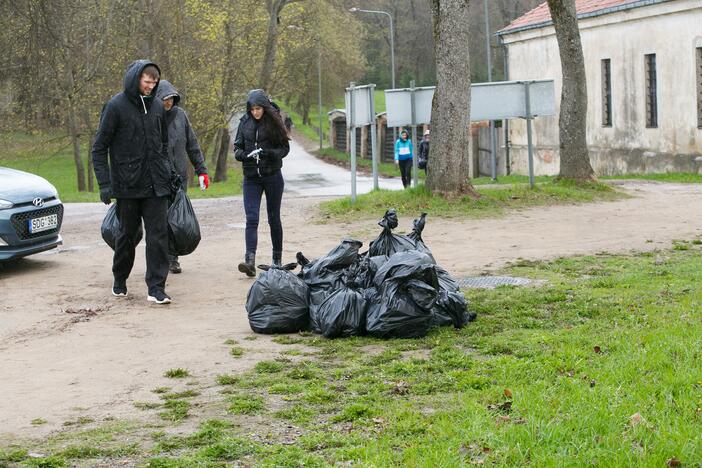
top-left (498, 0), bottom-right (670, 35)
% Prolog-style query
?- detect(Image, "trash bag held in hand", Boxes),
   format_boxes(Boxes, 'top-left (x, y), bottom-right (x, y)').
top-left (368, 209), bottom-right (417, 257)
top-left (317, 264), bottom-right (368, 338)
top-left (247, 264), bottom-right (310, 334)
top-left (168, 188), bottom-right (201, 256)
top-left (406, 213), bottom-right (435, 263)
top-left (101, 203), bottom-right (143, 250)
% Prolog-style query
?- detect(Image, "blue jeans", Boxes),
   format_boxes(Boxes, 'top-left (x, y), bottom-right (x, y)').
top-left (243, 170), bottom-right (284, 254)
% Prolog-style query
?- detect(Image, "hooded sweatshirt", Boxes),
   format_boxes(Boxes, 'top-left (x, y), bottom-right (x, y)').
top-left (233, 89), bottom-right (290, 178)
top-left (394, 134), bottom-right (413, 161)
top-left (154, 80), bottom-right (207, 185)
top-left (91, 60), bottom-right (173, 198)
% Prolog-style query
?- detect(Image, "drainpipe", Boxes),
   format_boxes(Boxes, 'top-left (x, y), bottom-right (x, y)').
top-left (499, 34), bottom-right (511, 175)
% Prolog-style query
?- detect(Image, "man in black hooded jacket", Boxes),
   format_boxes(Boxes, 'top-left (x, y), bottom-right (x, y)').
top-left (91, 60), bottom-right (174, 304)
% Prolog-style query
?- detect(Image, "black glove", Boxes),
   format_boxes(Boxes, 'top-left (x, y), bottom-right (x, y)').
top-left (99, 188), bottom-right (112, 205)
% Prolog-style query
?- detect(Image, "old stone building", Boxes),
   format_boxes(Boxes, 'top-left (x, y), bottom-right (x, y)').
top-left (497, 0), bottom-right (702, 175)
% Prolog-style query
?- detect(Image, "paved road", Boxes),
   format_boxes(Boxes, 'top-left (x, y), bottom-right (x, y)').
top-left (282, 138), bottom-right (403, 196)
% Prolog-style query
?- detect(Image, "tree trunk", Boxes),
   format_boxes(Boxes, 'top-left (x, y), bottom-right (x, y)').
top-left (67, 96), bottom-right (86, 192)
top-left (259, 0), bottom-right (296, 92)
top-left (80, 108), bottom-right (95, 192)
top-left (259, 1), bottom-right (283, 91)
top-left (214, 126), bottom-right (230, 183)
top-left (546, 0), bottom-right (595, 180)
top-left (427, 0), bottom-right (478, 196)
top-left (210, 127), bottom-right (223, 166)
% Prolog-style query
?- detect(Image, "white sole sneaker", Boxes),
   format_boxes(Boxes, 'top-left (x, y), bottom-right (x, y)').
top-left (147, 295), bottom-right (172, 305)
top-left (112, 290), bottom-right (128, 297)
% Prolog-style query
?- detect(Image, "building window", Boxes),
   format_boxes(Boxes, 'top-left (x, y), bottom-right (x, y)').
top-left (645, 53), bottom-right (657, 128)
top-left (697, 47), bottom-right (702, 128)
top-left (601, 59), bottom-right (612, 127)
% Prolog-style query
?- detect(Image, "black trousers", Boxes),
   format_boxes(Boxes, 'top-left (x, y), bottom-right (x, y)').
top-left (243, 170), bottom-right (284, 255)
top-left (399, 159), bottom-right (413, 188)
top-left (113, 196), bottom-right (169, 295)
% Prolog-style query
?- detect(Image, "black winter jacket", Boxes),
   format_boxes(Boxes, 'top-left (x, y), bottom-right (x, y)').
top-left (154, 80), bottom-right (207, 183)
top-left (233, 89), bottom-right (290, 178)
top-left (91, 60), bottom-right (173, 198)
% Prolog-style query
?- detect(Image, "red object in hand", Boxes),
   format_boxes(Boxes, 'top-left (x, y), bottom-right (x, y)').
top-left (199, 173), bottom-right (210, 189)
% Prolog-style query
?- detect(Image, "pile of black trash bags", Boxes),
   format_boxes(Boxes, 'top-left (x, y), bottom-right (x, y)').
top-left (101, 188), bottom-right (201, 256)
top-left (246, 209), bottom-right (476, 339)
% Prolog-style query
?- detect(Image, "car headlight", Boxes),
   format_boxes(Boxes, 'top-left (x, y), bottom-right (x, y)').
top-left (0, 198), bottom-right (13, 210)
top-left (0, 236), bottom-right (7, 246)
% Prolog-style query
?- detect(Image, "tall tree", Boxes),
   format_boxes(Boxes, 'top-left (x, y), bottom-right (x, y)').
top-left (259, 0), bottom-right (300, 92)
top-left (426, 0), bottom-right (477, 196)
top-left (546, 0), bottom-right (595, 180)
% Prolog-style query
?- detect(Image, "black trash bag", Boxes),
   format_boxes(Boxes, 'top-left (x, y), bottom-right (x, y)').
top-left (299, 238), bottom-right (363, 333)
top-left (101, 203), bottom-right (143, 250)
top-left (406, 213), bottom-right (435, 263)
top-left (168, 188), bottom-right (201, 256)
top-left (246, 263), bottom-right (310, 334)
top-left (354, 254), bottom-right (388, 289)
top-left (368, 209), bottom-right (417, 257)
top-left (317, 265), bottom-right (368, 338)
top-left (431, 266), bottom-right (476, 328)
top-left (372, 250), bottom-right (438, 288)
top-left (366, 250), bottom-right (439, 339)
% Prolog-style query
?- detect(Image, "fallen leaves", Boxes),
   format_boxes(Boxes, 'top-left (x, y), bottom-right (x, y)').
top-left (389, 380), bottom-right (410, 395)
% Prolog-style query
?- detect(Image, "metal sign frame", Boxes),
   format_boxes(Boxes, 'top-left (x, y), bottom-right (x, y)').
top-left (345, 83), bottom-right (379, 202)
top-left (384, 79), bottom-right (556, 187)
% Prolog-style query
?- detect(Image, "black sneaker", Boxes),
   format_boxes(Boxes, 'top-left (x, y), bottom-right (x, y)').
top-left (169, 261), bottom-right (182, 274)
top-left (147, 291), bottom-right (172, 305)
top-left (112, 282), bottom-right (128, 297)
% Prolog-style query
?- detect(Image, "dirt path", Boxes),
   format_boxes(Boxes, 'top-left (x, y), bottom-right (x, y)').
top-left (1, 180), bottom-right (701, 440)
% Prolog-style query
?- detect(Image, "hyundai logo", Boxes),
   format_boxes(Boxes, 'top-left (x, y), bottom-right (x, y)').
top-left (32, 197), bottom-right (44, 207)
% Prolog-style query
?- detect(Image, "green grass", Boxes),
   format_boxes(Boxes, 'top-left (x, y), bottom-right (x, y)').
top-left (601, 172), bottom-right (702, 183)
top-left (471, 174), bottom-right (556, 185)
top-left (164, 368), bottom-right (190, 379)
top-left (319, 178), bottom-right (623, 221)
top-left (158, 399), bottom-right (190, 422)
top-left (216, 374), bottom-right (239, 386)
top-left (471, 172), bottom-right (702, 186)
top-left (5, 245), bottom-right (702, 465)
top-left (227, 395), bottom-right (265, 415)
top-left (0, 131), bottom-right (243, 203)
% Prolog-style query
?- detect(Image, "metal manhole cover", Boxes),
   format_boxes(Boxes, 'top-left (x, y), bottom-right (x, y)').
top-left (457, 276), bottom-right (537, 289)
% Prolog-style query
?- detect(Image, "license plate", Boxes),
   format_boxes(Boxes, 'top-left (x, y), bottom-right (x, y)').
top-left (28, 214), bottom-right (58, 233)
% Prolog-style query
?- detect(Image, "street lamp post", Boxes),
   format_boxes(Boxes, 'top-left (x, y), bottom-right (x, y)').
top-left (317, 37), bottom-right (323, 150)
top-left (349, 7), bottom-right (396, 142)
top-left (349, 8), bottom-right (395, 91)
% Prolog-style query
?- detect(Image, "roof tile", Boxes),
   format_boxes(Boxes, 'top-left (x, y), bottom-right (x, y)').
top-left (500, 0), bottom-right (637, 33)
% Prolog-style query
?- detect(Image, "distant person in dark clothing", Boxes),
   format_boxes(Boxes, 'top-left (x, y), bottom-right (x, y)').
top-left (394, 129), bottom-right (413, 188)
top-left (92, 60), bottom-right (174, 305)
top-left (155, 79), bottom-right (209, 274)
top-left (418, 129), bottom-right (430, 175)
top-left (234, 89), bottom-right (291, 276)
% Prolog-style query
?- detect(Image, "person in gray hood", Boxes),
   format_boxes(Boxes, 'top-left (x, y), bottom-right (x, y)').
top-left (155, 79), bottom-right (209, 274)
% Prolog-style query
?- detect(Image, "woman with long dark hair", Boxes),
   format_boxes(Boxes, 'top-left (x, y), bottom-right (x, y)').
top-left (233, 89), bottom-right (291, 276)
